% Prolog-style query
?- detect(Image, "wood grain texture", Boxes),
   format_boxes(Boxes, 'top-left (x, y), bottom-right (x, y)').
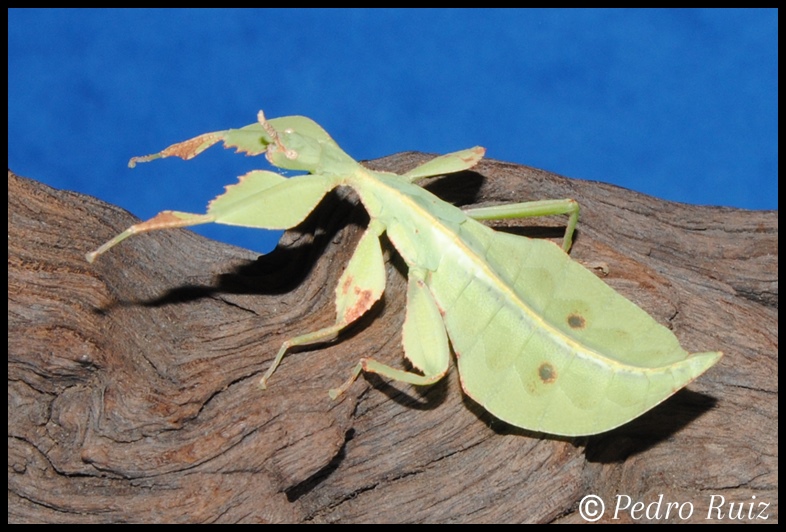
top-left (8, 154), bottom-right (777, 523)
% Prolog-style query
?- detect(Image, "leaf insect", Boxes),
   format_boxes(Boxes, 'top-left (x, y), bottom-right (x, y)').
top-left (87, 111), bottom-right (722, 436)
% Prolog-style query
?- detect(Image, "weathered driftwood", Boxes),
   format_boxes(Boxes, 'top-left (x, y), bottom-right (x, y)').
top-left (8, 154), bottom-right (777, 523)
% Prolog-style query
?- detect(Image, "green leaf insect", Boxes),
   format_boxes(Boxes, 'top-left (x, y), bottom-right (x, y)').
top-left (87, 111), bottom-right (722, 436)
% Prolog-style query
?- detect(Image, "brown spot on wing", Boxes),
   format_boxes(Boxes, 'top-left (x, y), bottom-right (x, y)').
top-left (538, 363), bottom-right (557, 384)
top-left (567, 313), bottom-right (586, 329)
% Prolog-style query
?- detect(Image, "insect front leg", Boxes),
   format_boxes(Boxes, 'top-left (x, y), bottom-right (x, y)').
top-left (464, 198), bottom-right (580, 252)
top-left (329, 267), bottom-right (450, 399)
top-left (260, 220), bottom-right (387, 389)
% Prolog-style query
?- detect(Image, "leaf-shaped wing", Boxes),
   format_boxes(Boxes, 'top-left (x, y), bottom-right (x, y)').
top-left (427, 220), bottom-right (721, 436)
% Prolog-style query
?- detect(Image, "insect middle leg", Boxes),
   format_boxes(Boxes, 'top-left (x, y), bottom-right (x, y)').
top-left (329, 267), bottom-right (451, 399)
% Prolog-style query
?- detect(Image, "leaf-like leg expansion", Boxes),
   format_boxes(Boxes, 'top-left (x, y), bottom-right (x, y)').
top-left (401, 268), bottom-right (450, 378)
top-left (207, 171), bottom-right (338, 230)
top-left (88, 172), bottom-right (340, 264)
top-left (260, 220), bottom-right (387, 388)
top-left (329, 267), bottom-right (450, 399)
top-left (402, 147), bottom-right (486, 183)
top-left (464, 198), bottom-right (580, 252)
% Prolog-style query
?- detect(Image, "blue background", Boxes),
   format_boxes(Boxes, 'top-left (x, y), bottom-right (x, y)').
top-left (8, 9), bottom-right (778, 254)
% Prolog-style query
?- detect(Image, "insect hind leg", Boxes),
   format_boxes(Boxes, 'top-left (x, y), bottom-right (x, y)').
top-left (464, 198), bottom-right (579, 252)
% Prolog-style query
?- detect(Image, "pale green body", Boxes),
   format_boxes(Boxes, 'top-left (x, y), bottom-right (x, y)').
top-left (87, 112), bottom-right (721, 436)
